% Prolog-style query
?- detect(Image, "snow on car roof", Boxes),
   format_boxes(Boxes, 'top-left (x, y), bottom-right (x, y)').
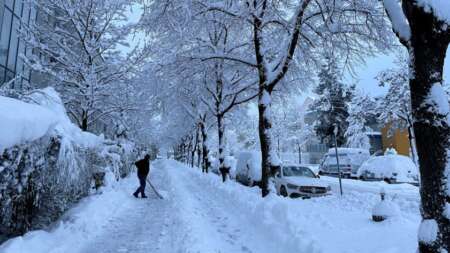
top-left (327, 148), bottom-right (370, 155)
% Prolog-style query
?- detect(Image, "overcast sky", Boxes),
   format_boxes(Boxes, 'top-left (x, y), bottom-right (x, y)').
top-left (351, 49), bottom-right (450, 97)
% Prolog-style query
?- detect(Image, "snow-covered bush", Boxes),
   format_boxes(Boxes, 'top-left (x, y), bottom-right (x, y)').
top-left (99, 139), bottom-right (137, 181)
top-left (0, 88), bottom-right (137, 239)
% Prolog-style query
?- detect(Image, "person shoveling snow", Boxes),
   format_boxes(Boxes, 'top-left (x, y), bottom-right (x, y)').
top-left (133, 154), bottom-right (151, 198)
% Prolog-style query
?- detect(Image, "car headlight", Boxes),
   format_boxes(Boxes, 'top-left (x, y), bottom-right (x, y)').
top-left (287, 183), bottom-right (298, 189)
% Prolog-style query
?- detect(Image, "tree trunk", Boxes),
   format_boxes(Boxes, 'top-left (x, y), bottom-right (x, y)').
top-left (258, 89), bottom-right (275, 197)
top-left (197, 143), bottom-right (202, 168)
top-left (407, 125), bottom-right (417, 165)
top-left (406, 9), bottom-right (450, 252)
top-left (217, 114), bottom-right (228, 182)
top-left (298, 144), bottom-right (302, 164)
top-left (197, 124), bottom-right (202, 168)
top-left (187, 137), bottom-right (193, 165)
top-left (200, 121), bottom-right (210, 173)
top-left (191, 130), bottom-right (199, 168)
top-left (81, 110), bottom-right (88, 131)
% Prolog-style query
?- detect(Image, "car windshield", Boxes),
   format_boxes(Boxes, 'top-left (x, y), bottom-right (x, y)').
top-left (325, 154), bottom-right (350, 164)
top-left (283, 166), bottom-right (315, 178)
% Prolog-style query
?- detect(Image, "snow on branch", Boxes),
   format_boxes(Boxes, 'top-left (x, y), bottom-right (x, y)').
top-left (415, 0), bottom-right (450, 25)
top-left (197, 54), bottom-right (258, 68)
top-left (266, 0), bottom-right (311, 89)
top-left (382, 0), bottom-right (411, 44)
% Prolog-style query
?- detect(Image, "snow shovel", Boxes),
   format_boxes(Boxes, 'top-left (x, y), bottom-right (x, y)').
top-left (146, 178), bottom-right (164, 199)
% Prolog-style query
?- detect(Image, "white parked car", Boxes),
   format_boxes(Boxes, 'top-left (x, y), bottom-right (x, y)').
top-left (235, 151), bottom-right (262, 186)
top-left (357, 154), bottom-right (419, 184)
top-left (275, 165), bottom-right (331, 198)
top-left (319, 148), bottom-right (370, 178)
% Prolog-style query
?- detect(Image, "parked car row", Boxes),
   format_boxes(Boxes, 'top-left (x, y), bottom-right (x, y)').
top-left (318, 148), bottom-right (371, 178)
top-left (319, 148), bottom-right (419, 185)
top-left (209, 147), bottom-right (418, 199)
top-left (234, 151), bottom-right (332, 198)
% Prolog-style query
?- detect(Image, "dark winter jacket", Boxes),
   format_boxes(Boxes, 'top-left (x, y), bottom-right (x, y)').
top-left (135, 158), bottom-right (150, 178)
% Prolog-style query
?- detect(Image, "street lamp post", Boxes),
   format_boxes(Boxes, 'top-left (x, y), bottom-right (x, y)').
top-left (333, 125), bottom-right (343, 196)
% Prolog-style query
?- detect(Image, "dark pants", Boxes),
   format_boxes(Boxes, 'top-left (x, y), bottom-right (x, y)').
top-left (134, 176), bottom-right (147, 197)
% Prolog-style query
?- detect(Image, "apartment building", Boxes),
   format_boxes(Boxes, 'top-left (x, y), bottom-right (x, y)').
top-left (0, 0), bottom-right (36, 89)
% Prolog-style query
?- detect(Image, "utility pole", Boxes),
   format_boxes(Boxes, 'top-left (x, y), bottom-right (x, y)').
top-left (333, 124), bottom-right (343, 196)
top-left (298, 143), bottom-right (302, 164)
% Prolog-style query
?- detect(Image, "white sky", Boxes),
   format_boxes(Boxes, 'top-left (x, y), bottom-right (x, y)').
top-left (351, 48), bottom-right (450, 97)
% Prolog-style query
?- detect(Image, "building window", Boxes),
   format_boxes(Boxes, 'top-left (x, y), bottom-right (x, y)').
top-left (0, 0), bottom-right (35, 88)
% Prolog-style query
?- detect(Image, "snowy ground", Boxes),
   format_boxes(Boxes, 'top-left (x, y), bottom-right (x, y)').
top-left (0, 159), bottom-right (421, 253)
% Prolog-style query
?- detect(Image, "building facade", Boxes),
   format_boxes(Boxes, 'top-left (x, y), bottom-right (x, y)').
top-left (381, 124), bottom-right (411, 157)
top-left (0, 0), bottom-right (36, 89)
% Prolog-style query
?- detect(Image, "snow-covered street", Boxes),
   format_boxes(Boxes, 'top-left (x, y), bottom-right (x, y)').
top-left (1, 159), bottom-right (421, 253)
top-left (1, 0), bottom-right (449, 251)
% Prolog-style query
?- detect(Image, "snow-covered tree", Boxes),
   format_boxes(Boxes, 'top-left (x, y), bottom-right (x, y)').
top-left (144, 0), bottom-right (394, 197)
top-left (22, 0), bottom-right (149, 131)
top-left (346, 93), bottom-right (374, 150)
top-left (312, 57), bottom-right (354, 147)
top-left (376, 57), bottom-right (417, 163)
top-left (382, 1), bottom-right (450, 251)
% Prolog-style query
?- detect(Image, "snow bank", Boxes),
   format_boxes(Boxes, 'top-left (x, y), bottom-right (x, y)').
top-left (164, 160), bottom-right (319, 253)
top-left (166, 160), bottom-right (420, 253)
top-left (236, 151), bottom-right (262, 181)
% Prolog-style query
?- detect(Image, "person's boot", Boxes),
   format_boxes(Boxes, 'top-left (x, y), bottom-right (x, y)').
top-left (141, 195), bottom-right (148, 198)
top-left (133, 192), bottom-right (139, 198)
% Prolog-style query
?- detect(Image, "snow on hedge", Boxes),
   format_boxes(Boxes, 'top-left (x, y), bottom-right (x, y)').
top-left (0, 87), bottom-right (102, 153)
top-left (0, 95), bottom-right (58, 152)
top-left (0, 176), bottom-right (136, 253)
